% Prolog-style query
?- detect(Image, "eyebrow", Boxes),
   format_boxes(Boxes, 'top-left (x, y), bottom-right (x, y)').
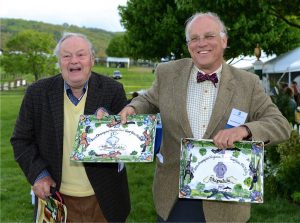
top-left (191, 31), bottom-right (217, 36)
top-left (61, 49), bottom-right (88, 54)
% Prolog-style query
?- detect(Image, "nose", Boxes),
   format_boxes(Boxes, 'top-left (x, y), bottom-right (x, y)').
top-left (70, 55), bottom-right (79, 63)
top-left (196, 37), bottom-right (209, 45)
top-left (188, 38), bottom-right (208, 47)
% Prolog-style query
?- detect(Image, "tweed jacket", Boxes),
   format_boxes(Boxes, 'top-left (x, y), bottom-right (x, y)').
top-left (11, 72), bottom-right (131, 222)
top-left (130, 59), bottom-right (291, 222)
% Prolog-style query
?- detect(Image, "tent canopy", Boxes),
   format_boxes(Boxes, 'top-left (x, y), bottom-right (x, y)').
top-left (290, 60), bottom-right (300, 72)
top-left (262, 47), bottom-right (300, 73)
top-left (227, 51), bottom-right (275, 70)
top-left (106, 57), bottom-right (130, 68)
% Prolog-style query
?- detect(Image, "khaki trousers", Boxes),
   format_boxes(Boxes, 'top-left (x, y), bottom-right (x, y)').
top-left (61, 194), bottom-right (107, 222)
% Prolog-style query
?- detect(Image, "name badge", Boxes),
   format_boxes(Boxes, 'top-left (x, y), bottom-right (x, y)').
top-left (225, 108), bottom-right (248, 129)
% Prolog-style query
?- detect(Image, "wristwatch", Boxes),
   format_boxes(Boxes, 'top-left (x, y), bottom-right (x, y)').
top-left (241, 125), bottom-right (252, 140)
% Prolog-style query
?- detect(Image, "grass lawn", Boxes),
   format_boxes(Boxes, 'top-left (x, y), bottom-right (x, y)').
top-left (1, 89), bottom-right (34, 222)
top-left (1, 66), bottom-right (299, 222)
top-left (92, 65), bottom-right (155, 97)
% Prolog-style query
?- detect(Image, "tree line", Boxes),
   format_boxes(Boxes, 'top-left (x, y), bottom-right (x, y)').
top-left (0, 18), bottom-right (115, 58)
top-left (0, 19), bottom-right (116, 81)
top-left (109, 0), bottom-right (300, 60)
top-left (1, 0), bottom-right (300, 81)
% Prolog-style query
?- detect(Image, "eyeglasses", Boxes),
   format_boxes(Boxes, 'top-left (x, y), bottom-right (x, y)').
top-left (187, 32), bottom-right (225, 44)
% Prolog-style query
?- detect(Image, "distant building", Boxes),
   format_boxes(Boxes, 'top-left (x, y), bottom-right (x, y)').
top-left (106, 57), bottom-right (130, 68)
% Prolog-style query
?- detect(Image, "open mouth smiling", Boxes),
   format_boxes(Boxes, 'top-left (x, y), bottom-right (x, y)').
top-left (198, 50), bottom-right (210, 54)
top-left (69, 67), bottom-right (82, 72)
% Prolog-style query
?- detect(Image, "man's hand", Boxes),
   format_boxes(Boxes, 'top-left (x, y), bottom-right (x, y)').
top-left (96, 107), bottom-right (109, 119)
top-left (33, 176), bottom-right (56, 200)
top-left (213, 126), bottom-right (250, 148)
top-left (119, 106), bottom-right (136, 124)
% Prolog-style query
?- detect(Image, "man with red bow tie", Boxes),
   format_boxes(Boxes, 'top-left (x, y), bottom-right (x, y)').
top-left (119, 12), bottom-right (291, 222)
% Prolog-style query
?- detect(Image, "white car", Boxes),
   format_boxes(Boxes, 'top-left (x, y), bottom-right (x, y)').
top-left (113, 70), bottom-right (122, 79)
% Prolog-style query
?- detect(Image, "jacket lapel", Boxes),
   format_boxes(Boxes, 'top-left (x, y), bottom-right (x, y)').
top-left (84, 73), bottom-right (103, 115)
top-left (173, 60), bottom-right (194, 137)
top-left (204, 62), bottom-right (236, 138)
top-left (48, 75), bottom-right (64, 160)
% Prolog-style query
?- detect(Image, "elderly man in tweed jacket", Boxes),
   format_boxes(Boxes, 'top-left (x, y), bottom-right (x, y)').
top-left (119, 12), bottom-right (291, 222)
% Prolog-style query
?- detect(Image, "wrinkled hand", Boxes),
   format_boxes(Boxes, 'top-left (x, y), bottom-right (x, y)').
top-left (96, 108), bottom-right (109, 119)
top-left (119, 106), bottom-right (136, 124)
top-left (33, 176), bottom-right (56, 200)
top-left (213, 126), bottom-right (249, 149)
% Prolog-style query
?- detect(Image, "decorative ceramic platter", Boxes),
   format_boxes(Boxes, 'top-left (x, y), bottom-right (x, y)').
top-left (70, 114), bottom-right (157, 162)
top-left (179, 139), bottom-right (264, 203)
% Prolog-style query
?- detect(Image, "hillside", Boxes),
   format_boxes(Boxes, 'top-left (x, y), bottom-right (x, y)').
top-left (0, 18), bottom-right (119, 57)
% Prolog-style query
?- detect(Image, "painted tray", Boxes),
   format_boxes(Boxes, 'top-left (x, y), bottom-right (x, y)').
top-left (179, 139), bottom-right (264, 203)
top-left (70, 114), bottom-right (157, 162)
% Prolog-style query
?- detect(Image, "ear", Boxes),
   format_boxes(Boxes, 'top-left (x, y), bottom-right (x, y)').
top-left (187, 44), bottom-right (193, 56)
top-left (91, 56), bottom-right (95, 66)
top-left (222, 36), bottom-right (228, 49)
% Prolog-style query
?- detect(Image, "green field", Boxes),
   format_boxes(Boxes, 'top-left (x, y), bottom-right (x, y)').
top-left (1, 66), bottom-right (300, 222)
top-left (91, 66), bottom-right (155, 97)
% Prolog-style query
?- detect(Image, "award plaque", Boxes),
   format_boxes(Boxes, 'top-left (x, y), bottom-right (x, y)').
top-left (179, 139), bottom-right (264, 203)
top-left (70, 114), bottom-right (157, 162)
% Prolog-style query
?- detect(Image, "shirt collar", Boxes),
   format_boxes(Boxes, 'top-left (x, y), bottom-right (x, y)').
top-left (64, 81), bottom-right (89, 92)
top-left (64, 81), bottom-right (88, 104)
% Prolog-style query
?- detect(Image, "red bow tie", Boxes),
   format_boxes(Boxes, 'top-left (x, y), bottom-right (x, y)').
top-left (196, 72), bottom-right (218, 87)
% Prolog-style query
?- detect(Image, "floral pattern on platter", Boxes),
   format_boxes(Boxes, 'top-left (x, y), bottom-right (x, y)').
top-left (70, 114), bottom-right (157, 162)
top-left (179, 139), bottom-right (264, 203)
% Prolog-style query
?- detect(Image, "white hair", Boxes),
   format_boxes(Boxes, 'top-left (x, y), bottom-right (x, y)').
top-left (185, 12), bottom-right (228, 42)
top-left (54, 32), bottom-right (95, 58)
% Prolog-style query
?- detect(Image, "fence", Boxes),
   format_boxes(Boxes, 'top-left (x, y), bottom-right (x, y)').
top-left (0, 79), bottom-right (27, 91)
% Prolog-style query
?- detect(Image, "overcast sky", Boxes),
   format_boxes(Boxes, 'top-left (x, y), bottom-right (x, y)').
top-left (0, 0), bottom-right (128, 32)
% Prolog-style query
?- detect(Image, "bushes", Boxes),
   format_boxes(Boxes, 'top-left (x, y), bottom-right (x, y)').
top-left (264, 130), bottom-right (300, 203)
top-left (291, 192), bottom-right (300, 203)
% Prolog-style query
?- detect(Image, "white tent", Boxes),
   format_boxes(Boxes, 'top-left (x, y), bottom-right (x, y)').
top-left (106, 57), bottom-right (130, 68)
top-left (227, 51), bottom-right (275, 70)
top-left (262, 47), bottom-right (300, 74)
top-left (290, 60), bottom-right (300, 72)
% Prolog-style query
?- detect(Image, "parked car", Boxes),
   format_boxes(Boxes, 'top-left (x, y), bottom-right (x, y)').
top-left (113, 70), bottom-right (122, 79)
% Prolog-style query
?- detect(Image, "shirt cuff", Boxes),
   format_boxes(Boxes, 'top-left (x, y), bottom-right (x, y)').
top-left (34, 170), bottom-right (50, 184)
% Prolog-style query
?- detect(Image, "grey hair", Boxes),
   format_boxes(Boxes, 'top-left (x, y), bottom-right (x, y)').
top-left (185, 12), bottom-right (228, 42)
top-left (54, 32), bottom-right (95, 58)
